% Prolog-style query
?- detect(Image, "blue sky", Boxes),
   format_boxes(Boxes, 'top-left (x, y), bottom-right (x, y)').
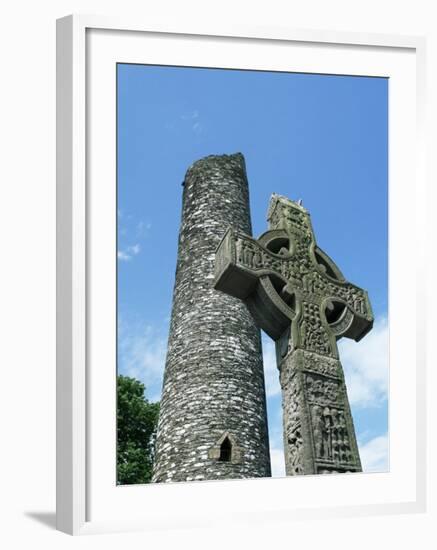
top-left (117, 63), bottom-right (388, 476)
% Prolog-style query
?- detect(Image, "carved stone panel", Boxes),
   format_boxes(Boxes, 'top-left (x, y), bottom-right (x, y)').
top-left (278, 349), bottom-right (361, 475)
top-left (301, 355), bottom-right (361, 472)
top-left (281, 372), bottom-right (306, 476)
top-left (299, 302), bottom-right (333, 357)
top-left (305, 374), bottom-right (340, 404)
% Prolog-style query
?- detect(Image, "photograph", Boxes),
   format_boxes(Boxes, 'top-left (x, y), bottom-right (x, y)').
top-left (116, 63), bottom-right (388, 485)
top-left (0, 0), bottom-right (429, 544)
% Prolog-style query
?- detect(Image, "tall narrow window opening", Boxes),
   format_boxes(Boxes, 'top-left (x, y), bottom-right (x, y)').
top-left (219, 436), bottom-right (232, 462)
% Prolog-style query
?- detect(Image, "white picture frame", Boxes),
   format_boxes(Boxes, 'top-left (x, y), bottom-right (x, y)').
top-left (56, 14), bottom-right (427, 536)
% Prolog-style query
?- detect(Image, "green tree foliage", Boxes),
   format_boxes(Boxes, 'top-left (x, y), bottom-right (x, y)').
top-left (117, 375), bottom-right (160, 484)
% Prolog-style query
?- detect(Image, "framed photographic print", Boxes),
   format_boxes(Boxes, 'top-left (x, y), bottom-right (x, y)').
top-left (56, 15), bottom-right (427, 535)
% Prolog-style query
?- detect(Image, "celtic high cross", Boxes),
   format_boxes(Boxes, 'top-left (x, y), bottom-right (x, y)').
top-left (214, 194), bottom-right (374, 475)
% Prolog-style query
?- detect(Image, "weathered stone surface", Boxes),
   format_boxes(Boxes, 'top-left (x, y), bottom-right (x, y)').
top-left (279, 349), bottom-right (362, 474)
top-left (215, 193), bottom-right (373, 475)
top-left (152, 153), bottom-right (271, 483)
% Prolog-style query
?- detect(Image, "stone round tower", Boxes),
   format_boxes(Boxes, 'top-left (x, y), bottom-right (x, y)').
top-left (152, 153), bottom-right (271, 482)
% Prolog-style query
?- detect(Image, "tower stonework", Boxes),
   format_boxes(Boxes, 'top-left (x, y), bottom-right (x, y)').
top-left (152, 154), bottom-right (271, 483)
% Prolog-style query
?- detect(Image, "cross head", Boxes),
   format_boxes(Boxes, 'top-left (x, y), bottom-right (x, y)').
top-left (214, 193), bottom-right (373, 361)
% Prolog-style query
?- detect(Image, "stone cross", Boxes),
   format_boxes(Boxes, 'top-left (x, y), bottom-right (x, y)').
top-left (214, 193), bottom-right (374, 475)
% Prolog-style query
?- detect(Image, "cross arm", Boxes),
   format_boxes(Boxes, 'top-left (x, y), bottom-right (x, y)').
top-left (313, 271), bottom-right (374, 342)
top-left (214, 228), bottom-right (290, 295)
top-left (214, 228), bottom-right (295, 339)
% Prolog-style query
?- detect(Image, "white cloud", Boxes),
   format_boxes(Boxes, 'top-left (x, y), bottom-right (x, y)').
top-left (130, 244), bottom-right (140, 255)
top-left (358, 433), bottom-right (389, 472)
top-left (117, 250), bottom-right (130, 261)
top-left (270, 446), bottom-right (286, 478)
top-left (338, 316), bottom-right (388, 408)
top-left (270, 433), bottom-right (389, 477)
top-left (192, 121), bottom-right (203, 135)
top-left (180, 110), bottom-right (203, 134)
top-left (136, 220), bottom-right (152, 238)
top-left (267, 404), bottom-right (286, 477)
top-left (117, 243), bottom-right (141, 261)
top-left (181, 109), bottom-right (199, 121)
top-left (118, 320), bottom-right (167, 401)
top-left (118, 211), bottom-right (151, 259)
top-left (262, 336), bottom-right (281, 397)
